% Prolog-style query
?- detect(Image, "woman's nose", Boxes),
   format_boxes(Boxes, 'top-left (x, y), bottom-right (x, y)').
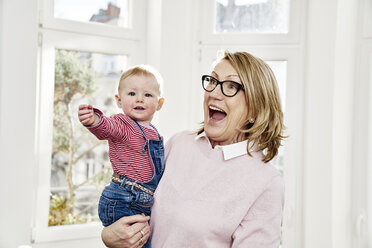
top-left (208, 84), bottom-right (224, 99)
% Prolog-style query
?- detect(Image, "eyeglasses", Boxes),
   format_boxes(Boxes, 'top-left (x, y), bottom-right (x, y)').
top-left (202, 75), bottom-right (244, 97)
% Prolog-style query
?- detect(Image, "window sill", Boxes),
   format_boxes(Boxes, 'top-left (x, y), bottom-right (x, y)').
top-left (32, 222), bottom-right (102, 243)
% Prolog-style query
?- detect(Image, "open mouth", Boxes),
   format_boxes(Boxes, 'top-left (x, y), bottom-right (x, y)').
top-left (209, 106), bottom-right (227, 121)
top-left (134, 106), bottom-right (145, 110)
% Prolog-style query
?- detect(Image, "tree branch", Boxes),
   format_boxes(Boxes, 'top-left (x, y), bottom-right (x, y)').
top-left (72, 141), bottom-right (104, 164)
top-left (73, 165), bottom-right (111, 190)
top-left (76, 202), bottom-right (97, 217)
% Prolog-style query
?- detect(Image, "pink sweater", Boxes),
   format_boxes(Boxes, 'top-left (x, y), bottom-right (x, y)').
top-left (151, 131), bottom-right (284, 248)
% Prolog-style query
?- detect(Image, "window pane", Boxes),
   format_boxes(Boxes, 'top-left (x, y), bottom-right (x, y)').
top-left (266, 60), bottom-right (287, 173)
top-left (49, 49), bottom-right (127, 226)
top-left (267, 60), bottom-right (287, 112)
top-left (215, 0), bottom-right (290, 34)
top-left (54, 0), bottom-right (130, 28)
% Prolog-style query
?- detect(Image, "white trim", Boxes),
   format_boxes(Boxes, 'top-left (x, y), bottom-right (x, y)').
top-left (33, 35), bottom-right (55, 235)
top-left (40, 29), bottom-right (143, 59)
top-left (32, 222), bottom-right (102, 243)
top-left (351, 41), bottom-right (371, 248)
top-left (368, 45), bottom-right (372, 248)
top-left (351, 1), bottom-right (370, 247)
top-left (356, 42), bottom-right (372, 247)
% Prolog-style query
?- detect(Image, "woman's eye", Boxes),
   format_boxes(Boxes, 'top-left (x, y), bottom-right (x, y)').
top-left (210, 78), bottom-right (218, 85)
top-left (227, 82), bottom-right (238, 89)
top-left (129, 92), bottom-right (135, 96)
top-left (145, 93), bottom-right (152, 97)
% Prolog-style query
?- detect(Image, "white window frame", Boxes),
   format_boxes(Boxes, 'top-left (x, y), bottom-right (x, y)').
top-left (196, 1), bottom-right (306, 247)
top-left (200, 0), bottom-right (303, 45)
top-left (352, 42), bottom-right (372, 248)
top-left (39, 0), bottom-right (146, 40)
top-left (366, 45), bottom-right (372, 248)
top-left (352, 0), bottom-right (372, 247)
top-left (32, 0), bottom-right (147, 244)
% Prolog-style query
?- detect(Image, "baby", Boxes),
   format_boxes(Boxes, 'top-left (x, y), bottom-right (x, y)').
top-left (78, 65), bottom-right (165, 248)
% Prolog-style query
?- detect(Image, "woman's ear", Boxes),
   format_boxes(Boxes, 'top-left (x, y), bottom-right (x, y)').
top-left (248, 117), bottom-right (256, 123)
top-left (156, 97), bottom-right (165, 111)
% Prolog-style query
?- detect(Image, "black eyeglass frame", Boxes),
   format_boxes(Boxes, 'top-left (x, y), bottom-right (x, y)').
top-left (201, 75), bottom-right (244, 97)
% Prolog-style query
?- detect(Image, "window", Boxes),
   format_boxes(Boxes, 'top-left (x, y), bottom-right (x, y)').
top-left (200, 0), bottom-right (301, 45)
top-left (49, 49), bottom-right (127, 227)
top-left (54, 0), bottom-right (130, 28)
top-left (215, 0), bottom-right (290, 33)
top-left (33, 0), bottom-right (146, 244)
top-left (266, 60), bottom-right (287, 173)
top-left (196, 1), bottom-right (305, 247)
top-left (40, 0), bottom-right (146, 39)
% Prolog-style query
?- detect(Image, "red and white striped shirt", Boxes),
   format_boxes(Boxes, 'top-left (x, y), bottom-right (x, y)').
top-left (87, 108), bottom-right (161, 182)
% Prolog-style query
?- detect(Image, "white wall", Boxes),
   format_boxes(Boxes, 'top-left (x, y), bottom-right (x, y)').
top-left (151, 2), bottom-right (360, 247)
top-left (0, 0), bottom-right (365, 247)
top-left (148, 0), bottom-right (201, 140)
top-left (0, 0), bottom-right (38, 247)
top-left (302, 0), bottom-right (358, 247)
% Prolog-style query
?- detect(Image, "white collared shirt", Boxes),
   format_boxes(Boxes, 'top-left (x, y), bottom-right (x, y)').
top-left (195, 132), bottom-right (253, 160)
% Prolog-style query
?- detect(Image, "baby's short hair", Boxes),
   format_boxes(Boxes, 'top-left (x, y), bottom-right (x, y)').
top-left (119, 64), bottom-right (163, 96)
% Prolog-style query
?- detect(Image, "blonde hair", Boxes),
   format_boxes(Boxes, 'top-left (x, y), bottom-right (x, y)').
top-left (200, 51), bottom-right (286, 163)
top-left (118, 64), bottom-right (163, 96)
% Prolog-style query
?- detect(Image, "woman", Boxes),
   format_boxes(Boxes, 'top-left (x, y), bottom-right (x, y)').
top-left (101, 51), bottom-right (285, 248)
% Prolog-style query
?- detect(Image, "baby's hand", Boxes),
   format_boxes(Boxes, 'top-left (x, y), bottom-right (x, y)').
top-left (78, 104), bottom-right (97, 126)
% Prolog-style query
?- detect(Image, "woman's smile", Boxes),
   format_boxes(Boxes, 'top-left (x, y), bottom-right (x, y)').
top-left (208, 105), bottom-right (227, 123)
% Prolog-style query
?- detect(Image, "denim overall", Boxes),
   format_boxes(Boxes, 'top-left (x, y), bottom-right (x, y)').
top-left (98, 120), bottom-right (164, 247)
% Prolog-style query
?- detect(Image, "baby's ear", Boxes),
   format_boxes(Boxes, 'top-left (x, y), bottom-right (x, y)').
top-left (115, 94), bottom-right (121, 108)
top-left (157, 97), bottom-right (165, 111)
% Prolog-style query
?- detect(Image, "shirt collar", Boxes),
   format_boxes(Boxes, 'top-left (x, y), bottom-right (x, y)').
top-left (195, 132), bottom-right (250, 160)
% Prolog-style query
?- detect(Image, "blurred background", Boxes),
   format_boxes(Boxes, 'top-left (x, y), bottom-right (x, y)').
top-left (0, 0), bottom-right (371, 247)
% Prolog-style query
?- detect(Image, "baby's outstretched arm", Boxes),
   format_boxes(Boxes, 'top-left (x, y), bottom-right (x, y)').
top-left (78, 104), bottom-right (99, 126)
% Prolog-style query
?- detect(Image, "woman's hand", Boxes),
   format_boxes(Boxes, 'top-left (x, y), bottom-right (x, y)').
top-left (101, 214), bottom-right (151, 248)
